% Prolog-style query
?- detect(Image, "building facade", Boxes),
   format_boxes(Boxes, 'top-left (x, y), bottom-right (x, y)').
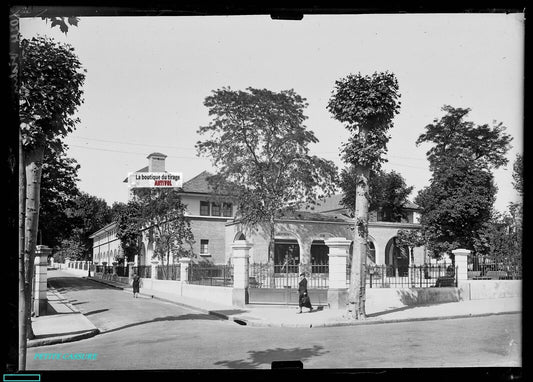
top-left (136, 170), bottom-right (236, 266)
top-left (119, 153), bottom-right (236, 266)
top-left (225, 209), bottom-right (426, 272)
top-left (92, 152), bottom-right (425, 271)
top-left (89, 222), bottom-right (123, 265)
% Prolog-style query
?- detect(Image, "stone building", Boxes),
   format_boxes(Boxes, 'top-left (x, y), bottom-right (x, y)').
top-left (121, 153), bottom-right (236, 266)
top-left (92, 152), bottom-right (424, 271)
top-left (225, 204), bottom-right (426, 273)
top-left (89, 222), bottom-right (123, 265)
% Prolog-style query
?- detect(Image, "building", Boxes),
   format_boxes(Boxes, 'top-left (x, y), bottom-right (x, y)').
top-left (92, 152), bottom-right (424, 271)
top-left (120, 153), bottom-right (236, 266)
top-left (178, 171), bottom-right (235, 263)
top-left (225, 198), bottom-right (425, 273)
top-left (89, 222), bottom-right (123, 265)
